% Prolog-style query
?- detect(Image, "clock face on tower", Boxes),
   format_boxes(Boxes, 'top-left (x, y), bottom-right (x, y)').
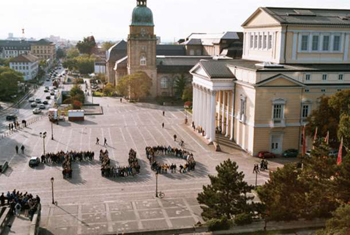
top-left (140, 28), bottom-right (146, 37)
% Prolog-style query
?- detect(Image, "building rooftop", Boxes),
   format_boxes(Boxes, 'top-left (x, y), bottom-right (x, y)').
top-left (183, 32), bottom-right (242, 46)
top-left (10, 54), bottom-right (39, 63)
top-left (156, 45), bottom-right (187, 56)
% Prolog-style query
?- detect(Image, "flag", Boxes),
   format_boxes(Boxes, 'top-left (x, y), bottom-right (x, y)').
top-left (302, 125), bottom-right (306, 156)
top-left (337, 137), bottom-right (343, 166)
top-left (325, 131), bottom-right (329, 144)
top-left (312, 127), bottom-right (318, 150)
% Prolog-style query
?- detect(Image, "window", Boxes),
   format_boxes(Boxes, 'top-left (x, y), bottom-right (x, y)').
top-left (259, 35), bottom-right (262, 49)
top-left (321, 89), bottom-right (326, 92)
top-left (323, 36), bottom-right (330, 51)
top-left (160, 77), bottom-right (169, 89)
top-left (250, 35), bottom-right (254, 48)
top-left (263, 35), bottom-right (267, 49)
top-left (302, 104), bottom-right (310, 118)
top-left (268, 35), bottom-right (273, 49)
top-left (273, 104), bottom-right (283, 119)
top-left (312, 35), bottom-right (319, 51)
top-left (189, 49), bottom-right (194, 56)
top-left (254, 35), bottom-right (257, 48)
top-left (140, 55), bottom-right (146, 66)
top-left (322, 74), bottom-right (327, 81)
top-left (239, 97), bottom-right (246, 122)
top-left (305, 74), bottom-right (311, 81)
top-left (337, 89), bottom-right (342, 92)
top-left (305, 89), bottom-right (310, 93)
top-left (333, 35), bottom-right (341, 51)
top-left (301, 35), bottom-right (309, 51)
top-left (339, 74), bottom-right (343, 80)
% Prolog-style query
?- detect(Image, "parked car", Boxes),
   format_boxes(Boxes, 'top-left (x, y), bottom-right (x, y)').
top-left (46, 96), bottom-right (51, 100)
top-left (257, 151), bottom-right (276, 158)
top-left (39, 104), bottom-right (45, 110)
top-left (282, 149), bottom-right (299, 158)
top-left (29, 157), bottom-right (40, 167)
top-left (6, 115), bottom-right (17, 121)
top-left (0, 161), bottom-right (9, 173)
top-left (28, 98), bottom-right (35, 102)
top-left (43, 101), bottom-right (48, 105)
top-left (50, 92), bottom-right (55, 95)
top-left (33, 108), bottom-right (41, 114)
top-left (30, 102), bottom-right (37, 108)
top-left (44, 89), bottom-right (49, 93)
top-left (35, 98), bottom-right (41, 103)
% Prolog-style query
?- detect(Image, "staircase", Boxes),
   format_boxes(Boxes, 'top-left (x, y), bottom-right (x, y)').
top-left (215, 133), bottom-right (243, 152)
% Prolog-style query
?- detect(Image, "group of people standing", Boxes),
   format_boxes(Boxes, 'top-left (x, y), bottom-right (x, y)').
top-left (41, 151), bottom-right (95, 164)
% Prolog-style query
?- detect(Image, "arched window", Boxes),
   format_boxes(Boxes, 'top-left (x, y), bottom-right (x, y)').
top-left (140, 55), bottom-right (146, 66)
top-left (189, 49), bottom-right (195, 56)
top-left (161, 77), bottom-right (169, 89)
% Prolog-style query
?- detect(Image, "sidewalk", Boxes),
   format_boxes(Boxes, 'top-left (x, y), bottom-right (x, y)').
top-left (2, 215), bottom-right (32, 235)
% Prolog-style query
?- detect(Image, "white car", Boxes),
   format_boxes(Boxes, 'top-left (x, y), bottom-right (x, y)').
top-left (35, 98), bottom-right (41, 103)
top-left (28, 98), bottom-right (34, 102)
top-left (32, 108), bottom-right (41, 114)
top-left (30, 102), bottom-right (37, 108)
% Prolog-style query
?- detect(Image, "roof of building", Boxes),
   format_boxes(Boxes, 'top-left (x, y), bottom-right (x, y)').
top-left (198, 59), bottom-right (237, 78)
top-left (32, 39), bottom-right (54, 45)
top-left (157, 56), bottom-right (211, 74)
top-left (261, 7), bottom-right (350, 26)
top-left (183, 39), bottom-right (202, 45)
top-left (0, 40), bottom-right (32, 49)
top-left (184, 32), bottom-right (242, 46)
top-left (131, 0), bottom-right (154, 26)
top-left (106, 40), bottom-right (127, 62)
top-left (156, 45), bottom-right (187, 56)
top-left (10, 54), bottom-right (39, 63)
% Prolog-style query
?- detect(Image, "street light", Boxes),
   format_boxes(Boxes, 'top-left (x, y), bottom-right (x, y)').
top-left (155, 171), bottom-right (159, 198)
top-left (50, 177), bottom-right (55, 205)
top-left (39, 132), bottom-right (47, 155)
top-left (51, 122), bottom-right (54, 140)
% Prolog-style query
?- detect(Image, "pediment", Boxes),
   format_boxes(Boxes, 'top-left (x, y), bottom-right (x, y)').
top-left (257, 74), bottom-right (305, 87)
top-left (242, 8), bottom-right (280, 27)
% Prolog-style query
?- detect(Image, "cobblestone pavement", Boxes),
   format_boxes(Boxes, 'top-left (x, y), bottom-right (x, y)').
top-left (0, 97), bottom-right (278, 234)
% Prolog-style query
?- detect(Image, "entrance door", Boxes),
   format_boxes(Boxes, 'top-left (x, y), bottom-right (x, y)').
top-left (271, 135), bottom-right (282, 155)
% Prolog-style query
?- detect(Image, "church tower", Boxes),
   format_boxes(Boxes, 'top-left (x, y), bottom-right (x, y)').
top-left (128, 0), bottom-right (157, 97)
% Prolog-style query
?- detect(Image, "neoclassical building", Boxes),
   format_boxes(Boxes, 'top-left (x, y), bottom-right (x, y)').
top-left (192, 7), bottom-right (350, 156)
top-left (106, 0), bottom-right (243, 97)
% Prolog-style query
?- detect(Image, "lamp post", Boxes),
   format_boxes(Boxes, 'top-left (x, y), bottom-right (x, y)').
top-left (39, 132), bottom-right (47, 155)
top-left (51, 177), bottom-right (55, 205)
top-left (51, 122), bottom-right (54, 140)
top-left (155, 171), bottom-right (158, 198)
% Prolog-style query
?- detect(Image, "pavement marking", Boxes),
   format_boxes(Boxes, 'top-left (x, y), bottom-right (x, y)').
top-left (65, 129), bottom-right (73, 152)
top-left (105, 202), bottom-right (114, 232)
top-left (157, 199), bottom-right (173, 228)
top-left (144, 126), bottom-right (158, 146)
top-left (77, 204), bottom-right (82, 234)
top-left (173, 124), bottom-right (208, 152)
top-left (182, 198), bottom-right (200, 223)
top-left (132, 201), bottom-right (144, 230)
top-left (119, 127), bottom-right (126, 142)
top-left (107, 127), bottom-right (116, 161)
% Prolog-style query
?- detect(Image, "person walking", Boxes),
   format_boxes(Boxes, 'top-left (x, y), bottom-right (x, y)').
top-left (120, 98), bottom-right (122, 103)
top-left (104, 138), bottom-right (107, 146)
top-left (162, 123), bottom-right (164, 128)
top-left (21, 145), bottom-right (25, 154)
top-left (15, 202), bottom-right (21, 216)
top-left (15, 145), bottom-right (19, 154)
top-left (96, 138), bottom-right (99, 145)
top-left (162, 111), bottom-right (165, 116)
top-left (173, 134), bottom-right (177, 142)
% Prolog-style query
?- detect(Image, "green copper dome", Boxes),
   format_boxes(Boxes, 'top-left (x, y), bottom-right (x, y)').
top-left (131, 0), bottom-right (154, 26)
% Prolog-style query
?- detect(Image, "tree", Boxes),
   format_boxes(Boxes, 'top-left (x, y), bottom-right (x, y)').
top-left (62, 58), bottom-right (77, 70)
top-left (315, 204), bottom-right (350, 235)
top-left (96, 73), bottom-right (107, 83)
top-left (103, 83), bottom-right (115, 96)
top-left (70, 84), bottom-right (85, 103)
top-left (56, 48), bottom-right (66, 59)
top-left (75, 55), bottom-right (94, 74)
top-left (116, 72), bottom-right (152, 100)
top-left (197, 159), bottom-right (254, 221)
top-left (182, 84), bottom-right (193, 102)
top-left (76, 36), bottom-right (96, 55)
top-left (101, 41), bottom-right (114, 51)
top-left (0, 67), bottom-right (23, 101)
top-left (66, 48), bottom-right (80, 58)
top-left (174, 74), bottom-right (189, 98)
top-left (72, 100), bottom-right (83, 109)
top-left (0, 58), bottom-right (10, 66)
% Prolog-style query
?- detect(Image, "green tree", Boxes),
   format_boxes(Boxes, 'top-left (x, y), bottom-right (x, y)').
top-left (76, 36), bottom-right (96, 55)
top-left (197, 159), bottom-right (254, 220)
top-left (56, 48), bottom-right (66, 59)
top-left (0, 58), bottom-right (10, 66)
top-left (174, 74), bottom-right (189, 98)
top-left (66, 48), bottom-right (80, 58)
top-left (70, 84), bottom-right (85, 103)
top-left (116, 72), bottom-right (152, 100)
top-left (0, 67), bottom-right (24, 101)
top-left (103, 83), bottom-right (115, 96)
top-left (75, 55), bottom-right (94, 74)
top-left (182, 84), bottom-right (193, 102)
top-left (101, 41), bottom-right (114, 51)
top-left (315, 204), bottom-right (350, 235)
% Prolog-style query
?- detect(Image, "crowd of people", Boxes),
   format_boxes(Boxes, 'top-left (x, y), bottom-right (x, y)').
top-left (41, 151), bottom-right (95, 164)
top-left (0, 189), bottom-right (41, 221)
top-left (145, 146), bottom-right (196, 174)
top-left (100, 149), bottom-right (141, 178)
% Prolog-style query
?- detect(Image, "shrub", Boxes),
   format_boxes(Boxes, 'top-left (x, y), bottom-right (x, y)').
top-left (93, 91), bottom-right (103, 97)
top-left (207, 216), bottom-right (231, 231)
top-left (184, 101), bottom-right (192, 108)
top-left (72, 100), bottom-right (82, 109)
top-left (234, 213), bottom-right (253, 226)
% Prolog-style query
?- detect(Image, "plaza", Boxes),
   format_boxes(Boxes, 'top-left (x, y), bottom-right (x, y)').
top-left (0, 96), bottom-right (281, 234)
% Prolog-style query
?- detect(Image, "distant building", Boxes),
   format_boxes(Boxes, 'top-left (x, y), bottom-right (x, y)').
top-left (9, 54), bottom-right (39, 81)
top-left (0, 40), bottom-right (31, 59)
top-left (30, 39), bottom-right (56, 61)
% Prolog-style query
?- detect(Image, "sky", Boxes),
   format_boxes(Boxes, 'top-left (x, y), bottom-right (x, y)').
top-left (1, 0), bottom-right (350, 43)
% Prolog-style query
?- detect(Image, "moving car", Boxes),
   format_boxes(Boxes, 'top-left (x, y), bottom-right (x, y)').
top-left (282, 149), bottom-right (299, 158)
top-left (28, 98), bottom-right (34, 102)
top-left (43, 101), bottom-right (48, 105)
top-left (257, 151), bottom-right (276, 158)
top-left (46, 96), bottom-right (51, 100)
top-left (29, 157), bottom-right (40, 167)
top-left (6, 115), bottom-right (17, 121)
top-left (35, 98), bottom-right (41, 103)
top-left (32, 108), bottom-right (41, 114)
top-left (39, 104), bottom-right (45, 110)
top-left (30, 102), bottom-right (37, 108)
top-left (44, 89), bottom-right (49, 92)
top-left (50, 92), bottom-right (55, 95)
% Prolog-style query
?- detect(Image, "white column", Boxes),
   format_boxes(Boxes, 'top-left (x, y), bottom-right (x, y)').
top-left (210, 90), bottom-right (217, 143)
top-left (206, 89), bottom-right (211, 139)
top-left (193, 85), bottom-right (197, 125)
top-left (230, 90), bottom-right (234, 141)
top-left (198, 87), bottom-right (202, 128)
top-left (202, 88), bottom-right (207, 135)
top-left (217, 91), bottom-right (221, 127)
top-left (225, 91), bottom-right (230, 137)
top-left (221, 90), bottom-right (226, 134)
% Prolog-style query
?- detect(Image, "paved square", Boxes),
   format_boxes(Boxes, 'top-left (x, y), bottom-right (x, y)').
top-left (0, 96), bottom-right (284, 234)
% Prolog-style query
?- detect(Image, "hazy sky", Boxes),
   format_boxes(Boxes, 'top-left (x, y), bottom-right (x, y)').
top-left (1, 0), bottom-right (350, 42)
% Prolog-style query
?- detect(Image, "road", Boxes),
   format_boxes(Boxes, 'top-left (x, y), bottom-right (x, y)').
top-left (0, 67), bottom-right (66, 134)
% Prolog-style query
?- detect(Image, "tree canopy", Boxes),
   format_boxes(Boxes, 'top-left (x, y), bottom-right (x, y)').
top-left (56, 48), bottom-right (66, 59)
top-left (182, 84), bottom-right (193, 102)
top-left (66, 48), bottom-right (80, 58)
top-left (197, 159), bottom-right (254, 221)
top-left (76, 36), bottom-right (96, 55)
top-left (174, 74), bottom-right (189, 99)
top-left (116, 72), bottom-right (152, 100)
top-left (62, 55), bottom-right (94, 74)
top-left (315, 204), bottom-right (350, 235)
top-left (101, 41), bottom-right (115, 51)
top-left (0, 67), bottom-right (24, 101)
